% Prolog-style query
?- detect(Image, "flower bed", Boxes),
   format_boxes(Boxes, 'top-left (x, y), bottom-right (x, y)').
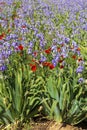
top-left (0, 0), bottom-right (87, 129)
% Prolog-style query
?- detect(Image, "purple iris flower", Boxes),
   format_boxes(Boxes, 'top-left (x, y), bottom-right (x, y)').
top-left (52, 38), bottom-right (57, 43)
top-left (29, 41), bottom-right (34, 48)
top-left (0, 65), bottom-right (7, 71)
top-left (3, 42), bottom-right (10, 47)
top-left (52, 59), bottom-right (57, 67)
top-left (78, 78), bottom-right (84, 83)
top-left (6, 0), bottom-right (13, 5)
top-left (7, 50), bottom-right (12, 56)
top-left (40, 40), bottom-right (45, 48)
top-left (10, 34), bottom-right (18, 39)
top-left (76, 66), bottom-right (84, 73)
top-left (40, 54), bottom-right (47, 62)
top-left (51, 45), bottom-right (57, 50)
top-left (72, 41), bottom-right (78, 47)
top-left (65, 37), bottom-right (70, 43)
top-left (36, 33), bottom-right (44, 40)
top-left (5, 35), bottom-right (11, 41)
top-left (12, 42), bottom-right (18, 47)
top-left (27, 48), bottom-right (32, 54)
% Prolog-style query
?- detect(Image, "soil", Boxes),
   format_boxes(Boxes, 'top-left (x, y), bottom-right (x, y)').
top-left (0, 118), bottom-right (87, 130)
top-left (30, 118), bottom-right (87, 130)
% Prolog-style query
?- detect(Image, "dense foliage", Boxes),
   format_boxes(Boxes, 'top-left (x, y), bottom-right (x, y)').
top-left (0, 0), bottom-right (87, 128)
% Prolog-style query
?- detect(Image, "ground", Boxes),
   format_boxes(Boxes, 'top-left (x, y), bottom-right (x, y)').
top-left (0, 118), bottom-right (87, 130)
top-left (30, 119), bottom-right (87, 130)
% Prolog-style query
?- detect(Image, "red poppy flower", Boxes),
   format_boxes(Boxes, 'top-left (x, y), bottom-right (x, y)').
top-left (32, 59), bottom-right (36, 62)
top-left (18, 37), bottom-right (23, 40)
top-left (59, 59), bottom-right (63, 63)
top-left (61, 55), bottom-right (64, 59)
top-left (49, 64), bottom-right (55, 69)
top-left (60, 65), bottom-right (64, 69)
top-left (0, 34), bottom-right (4, 39)
top-left (0, 33), bottom-right (5, 40)
top-left (21, 25), bottom-right (26, 28)
top-left (42, 62), bottom-right (51, 67)
top-left (57, 47), bottom-right (61, 52)
top-left (30, 64), bottom-right (37, 72)
top-left (76, 48), bottom-right (81, 51)
top-left (33, 51), bottom-right (38, 57)
top-left (78, 58), bottom-right (83, 62)
top-left (61, 43), bottom-right (64, 47)
top-left (7, 29), bottom-right (11, 33)
top-left (72, 55), bottom-right (77, 59)
top-left (44, 48), bottom-right (51, 54)
top-left (18, 44), bottom-right (24, 51)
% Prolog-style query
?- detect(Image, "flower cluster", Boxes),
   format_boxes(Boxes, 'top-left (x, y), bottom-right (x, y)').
top-left (0, 0), bottom-right (86, 84)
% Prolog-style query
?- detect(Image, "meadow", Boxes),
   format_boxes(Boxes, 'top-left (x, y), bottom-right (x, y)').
top-left (0, 0), bottom-right (87, 129)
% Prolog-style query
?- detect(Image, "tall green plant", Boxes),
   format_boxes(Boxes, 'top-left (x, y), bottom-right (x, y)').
top-left (0, 64), bottom-right (41, 126)
top-left (41, 69), bottom-right (87, 125)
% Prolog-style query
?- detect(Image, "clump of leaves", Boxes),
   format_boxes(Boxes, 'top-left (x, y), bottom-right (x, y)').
top-left (0, 63), bottom-right (42, 127)
top-left (41, 69), bottom-right (87, 125)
